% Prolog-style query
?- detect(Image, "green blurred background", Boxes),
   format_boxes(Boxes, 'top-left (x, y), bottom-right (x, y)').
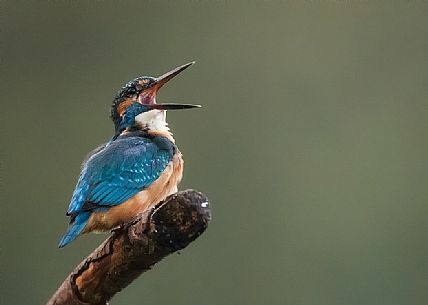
top-left (2, 1), bottom-right (428, 304)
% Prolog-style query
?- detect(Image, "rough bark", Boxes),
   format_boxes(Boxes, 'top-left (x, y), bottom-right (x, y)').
top-left (47, 189), bottom-right (211, 305)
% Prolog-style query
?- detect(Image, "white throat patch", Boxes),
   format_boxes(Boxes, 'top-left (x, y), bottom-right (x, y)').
top-left (134, 109), bottom-right (169, 132)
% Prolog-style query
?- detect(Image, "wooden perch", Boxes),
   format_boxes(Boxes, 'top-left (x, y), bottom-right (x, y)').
top-left (47, 189), bottom-right (211, 305)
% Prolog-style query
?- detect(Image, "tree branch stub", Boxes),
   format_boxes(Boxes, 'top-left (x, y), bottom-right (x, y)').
top-left (47, 189), bottom-right (211, 305)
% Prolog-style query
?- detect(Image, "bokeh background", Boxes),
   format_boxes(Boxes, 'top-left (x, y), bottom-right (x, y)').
top-left (2, 1), bottom-right (428, 305)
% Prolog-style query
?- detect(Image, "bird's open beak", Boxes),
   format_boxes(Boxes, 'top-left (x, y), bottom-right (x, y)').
top-left (139, 62), bottom-right (195, 105)
top-left (148, 103), bottom-right (201, 110)
top-left (154, 62), bottom-right (195, 90)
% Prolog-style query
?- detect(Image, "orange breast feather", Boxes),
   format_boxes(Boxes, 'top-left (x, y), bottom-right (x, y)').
top-left (83, 153), bottom-right (183, 233)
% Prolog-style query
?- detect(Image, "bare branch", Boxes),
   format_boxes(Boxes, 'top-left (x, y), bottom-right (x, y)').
top-left (47, 190), bottom-right (211, 305)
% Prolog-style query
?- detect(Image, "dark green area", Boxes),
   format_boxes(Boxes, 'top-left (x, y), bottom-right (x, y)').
top-left (2, 1), bottom-right (428, 304)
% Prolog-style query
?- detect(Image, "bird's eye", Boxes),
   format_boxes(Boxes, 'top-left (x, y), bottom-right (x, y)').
top-left (135, 84), bottom-right (143, 92)
top-left (126, 86), bottom-right (137, 96)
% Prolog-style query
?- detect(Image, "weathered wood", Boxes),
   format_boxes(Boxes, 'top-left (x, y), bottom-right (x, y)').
top-left (47, 190), bottom-right (211, 305)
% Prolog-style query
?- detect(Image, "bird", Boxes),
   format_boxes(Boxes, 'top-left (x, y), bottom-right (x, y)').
top-left (58, 62), bottom-right (199, 248)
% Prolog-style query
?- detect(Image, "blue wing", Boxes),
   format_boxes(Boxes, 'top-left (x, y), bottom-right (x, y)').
top-left (68, 135), bottom-right (174, 215)
top-left (58, 134), bottom-right (174, 247)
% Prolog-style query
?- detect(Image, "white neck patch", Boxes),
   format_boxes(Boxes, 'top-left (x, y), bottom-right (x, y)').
top-left (134, 109), bottom-right (170, 132)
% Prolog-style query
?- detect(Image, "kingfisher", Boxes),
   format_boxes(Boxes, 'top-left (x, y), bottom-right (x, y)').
top-left (58, 62), bottom-right (199, 248)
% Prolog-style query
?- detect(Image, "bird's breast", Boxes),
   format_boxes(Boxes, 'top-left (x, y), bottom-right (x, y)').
top-left (83, 152), bottom-right (183, 233)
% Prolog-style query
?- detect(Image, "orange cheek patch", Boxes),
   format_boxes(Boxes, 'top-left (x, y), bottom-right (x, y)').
top-left (117, 98), bottom-right (136, 117)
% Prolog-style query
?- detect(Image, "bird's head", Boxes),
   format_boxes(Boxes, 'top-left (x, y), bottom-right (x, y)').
top-left (115, 102), bottom-right (200, 139)
top-left (111, 62), bottom-right (195, 131)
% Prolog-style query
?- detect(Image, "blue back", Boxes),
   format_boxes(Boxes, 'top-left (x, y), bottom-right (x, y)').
top-left (58, 132), bottom-right (175, 247)
top-left (68, 133), bottom-right (174, 215)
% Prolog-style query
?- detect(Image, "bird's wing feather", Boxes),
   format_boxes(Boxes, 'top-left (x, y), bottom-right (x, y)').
top-left (67, 136), bottom-right (173, 216)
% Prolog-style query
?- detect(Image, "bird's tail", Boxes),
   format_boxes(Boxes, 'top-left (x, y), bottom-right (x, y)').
top-left (58, 212), bottom-right (91, 248)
